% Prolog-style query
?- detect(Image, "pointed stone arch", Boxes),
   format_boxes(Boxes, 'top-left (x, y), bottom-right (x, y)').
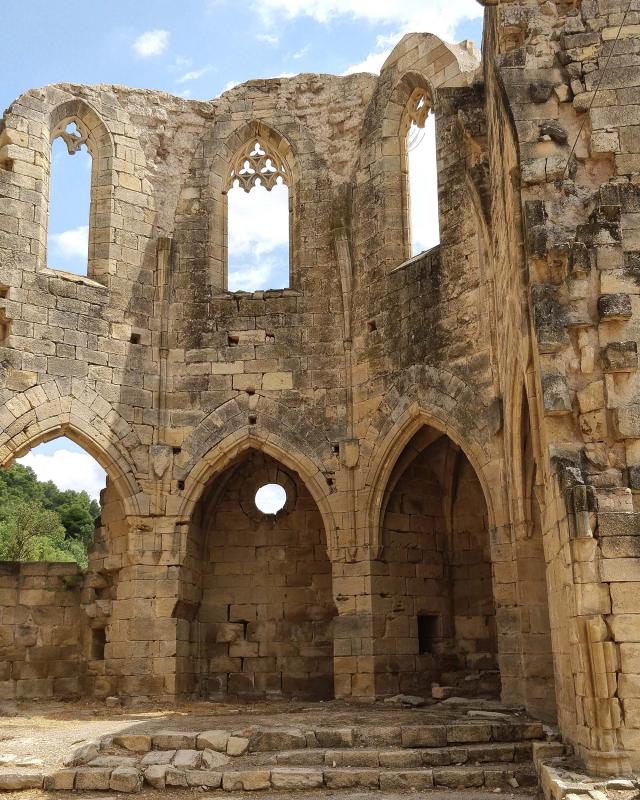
top-left (353, 33), bottom-right (480, 274)
top-left (177, 427), bottom-right (337, 552)
top-left (47, 99), bottom-right (114, 284)
top-left (0, 395), bottom-right (144, 517)
top-left (210, 119), bottom-right (298, 290)
top-left (386, 71), bottom-right (436, 262)
top-left (179, 430), bottom-right (339, 700)
top-left (363, 400), bottom-right (499, 552)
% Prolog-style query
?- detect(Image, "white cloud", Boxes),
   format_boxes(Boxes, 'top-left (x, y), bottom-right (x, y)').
top-left (133, 29), bottom-right (170, 58)
top-left (222, 80), bottom-right (239, 92)
top-left (176, 65), bottom-right (213, 83)
top-left (18, 448), bottom-right (107, 500)
top-left (169, 56), bottom-right (193, 74)
top-left (255, 483), bottom-right (287, 513)
top-left (256, 0), bottom-right (482, 74)
top-left (228, 182), bottom-right (289, 257)
top-left (292, 44), bottom-right (310, 59)
top-left (257, 0), bottom-right (481, 31)
top-left (50, 225), bottom-right (88, 260)
top-left (408, 114), bottom-right (440, 253)
top-left (256, 33), bottom-right (280, 44)
top-left (227, 259), bottom-right (279, 292)
top-left (227, 182), bottom-right (289, 290)
top-left (343, 51), bottom-right (388, 75)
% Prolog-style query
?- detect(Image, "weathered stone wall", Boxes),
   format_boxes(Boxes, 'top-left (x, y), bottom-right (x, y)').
top-left (0, 561), bottom-right (86, 699)
top-left (188, 451), bottom-right (336, 700)
top-left (0, 35), bottom-right (544, 715)
top-left (1, 3), bottom-right (640, 776)
top-left (481, 0), bottom-right (640, 774)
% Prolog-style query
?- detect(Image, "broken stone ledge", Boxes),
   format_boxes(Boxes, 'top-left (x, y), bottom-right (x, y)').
top-left (536, 757), bottom-right (639, 800)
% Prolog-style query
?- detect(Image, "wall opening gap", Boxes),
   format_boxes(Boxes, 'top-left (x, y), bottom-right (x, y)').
top-left (408, 111), bottom-right (440, 256)
top-left (2, 435), bottom-right (106, 567)
top-left (91, 627), bottom-right (106, 660)
top-left (417, 614), bottom-right (439, 654)
top-left (47, 123), bottom-right (92, 276)
top-left (226, 140), bottom-right (290, 292)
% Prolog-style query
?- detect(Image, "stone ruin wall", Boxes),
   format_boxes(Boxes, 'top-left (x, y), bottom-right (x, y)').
top-left (482, 0), bottom-right (640, 776)
top-left (0, 561), bottom-right (86, 699)
top-left (0, 0), bottom-right (639, 777)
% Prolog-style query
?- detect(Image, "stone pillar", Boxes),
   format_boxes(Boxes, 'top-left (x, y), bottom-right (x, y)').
top-left (84, 485), bottom-right (187, 701)
top-left (331, 549), bottom-right (376, 700)
top-left (547, 469), bottom-right (633, 775)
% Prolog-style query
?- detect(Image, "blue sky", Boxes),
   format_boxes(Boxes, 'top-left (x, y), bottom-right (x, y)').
top-left (5, 0), bottom-right (483, 499)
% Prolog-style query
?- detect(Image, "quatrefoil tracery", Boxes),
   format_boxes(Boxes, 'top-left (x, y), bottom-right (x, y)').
top-left (226, 139), bottom-right (288, 193)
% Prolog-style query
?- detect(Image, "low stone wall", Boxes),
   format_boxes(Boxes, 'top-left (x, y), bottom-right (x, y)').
top-left (0, 561), bottom-right (86, 700)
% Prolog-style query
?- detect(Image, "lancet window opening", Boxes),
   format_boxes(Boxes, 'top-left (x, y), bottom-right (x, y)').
top-left (223, 136), bottom-right (293, 292)
top-left (401, 86), bottom-right (440, 257)
top-left (47, 118), bottom-right (93, 277)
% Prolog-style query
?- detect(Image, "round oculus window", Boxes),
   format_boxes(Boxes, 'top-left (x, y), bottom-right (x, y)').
top-left (254, 483), bottom-right (287, 514)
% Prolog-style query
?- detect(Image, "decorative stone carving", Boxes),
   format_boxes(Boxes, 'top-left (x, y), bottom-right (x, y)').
top-left (226, 139), bottom-right (288, 193)
top-left (150, 445), bottom-right (173, 479)
top-left (51, 121), bottom-right (88, 155)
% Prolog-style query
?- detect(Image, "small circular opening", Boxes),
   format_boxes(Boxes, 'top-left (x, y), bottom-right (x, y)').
top-left (255, 483), bottom-right (287, 514)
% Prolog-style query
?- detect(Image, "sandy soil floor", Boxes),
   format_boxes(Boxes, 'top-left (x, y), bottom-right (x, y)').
top-left (6, 790), bottom-right (536, 800)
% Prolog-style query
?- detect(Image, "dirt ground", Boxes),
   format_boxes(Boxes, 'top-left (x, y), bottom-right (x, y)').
top-left (7, 791), bottom-right (536, 800)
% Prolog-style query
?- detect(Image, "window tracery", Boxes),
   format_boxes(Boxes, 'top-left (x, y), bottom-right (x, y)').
top-left (402, 88), bottom-right (429, 136)
top-left (225, 139), bottom-right (288, 193)
top-left (52, 121), bottom-right (89, 155)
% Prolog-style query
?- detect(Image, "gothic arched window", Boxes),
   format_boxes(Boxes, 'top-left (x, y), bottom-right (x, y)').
top-left (224, 138), bottom-right (291, 292)
top-left (402, 88), bottom-right (440, 256)
top-left (47, 121), bottom-right (92, 276)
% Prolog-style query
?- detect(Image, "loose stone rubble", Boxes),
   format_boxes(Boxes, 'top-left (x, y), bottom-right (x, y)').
top-left (1, 0), bottom-right (640, 788)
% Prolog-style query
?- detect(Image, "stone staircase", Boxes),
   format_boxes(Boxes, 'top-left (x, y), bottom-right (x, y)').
top-left (5, 716), bottom-right (564, 794)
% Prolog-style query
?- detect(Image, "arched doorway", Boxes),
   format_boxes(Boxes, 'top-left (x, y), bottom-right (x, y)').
top-left (186, 449), bottom-right (337, 700)
top-left (0, 431), bottom-right (129, 698)
top-left (371, 425), bottom-right (499, 699)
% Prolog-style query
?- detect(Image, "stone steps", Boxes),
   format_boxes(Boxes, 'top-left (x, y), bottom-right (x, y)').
top-left (33, 761), bottom-right (539, 793)
top-left (143, 720), bottom-right (545, 754)
top-left (0, 717), bottom-right (557, 793)
top-left (275, 740), bottom-right (535, 767)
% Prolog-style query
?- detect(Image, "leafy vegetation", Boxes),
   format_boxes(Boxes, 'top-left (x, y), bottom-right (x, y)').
top-left (0, 464), bottom-right (100, 567)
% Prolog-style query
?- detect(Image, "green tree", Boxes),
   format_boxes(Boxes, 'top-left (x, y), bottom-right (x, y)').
top-left (0, 462), bottom-right (100, 567)
top-left (0, 502), bottom-right (67, 561)
top-left (0, 464), bottom-right (44, 509)
top-left (57, 493), bottom-right (96, 547)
